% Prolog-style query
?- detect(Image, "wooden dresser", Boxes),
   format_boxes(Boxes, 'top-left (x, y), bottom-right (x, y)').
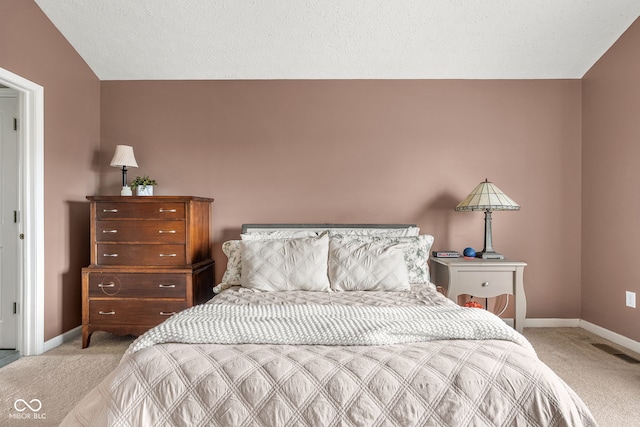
top-left (82, 196), bottom-right (214, 348)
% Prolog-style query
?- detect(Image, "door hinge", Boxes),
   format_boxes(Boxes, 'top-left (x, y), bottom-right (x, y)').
top-left (13, 118), bottom-right (17, 131)
top-left (13, 302), bottom-right (17, 314)
top-left (13, 210), bottom-right (18, 223)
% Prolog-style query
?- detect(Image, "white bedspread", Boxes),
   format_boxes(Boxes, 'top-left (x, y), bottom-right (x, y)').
top-left (62, 284), bottom-right (597, 427)
top-left (130, 303), bottom-right (533, 352)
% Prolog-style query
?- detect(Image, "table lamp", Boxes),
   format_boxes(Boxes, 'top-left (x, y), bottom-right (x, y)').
top-left (110, 145), bottom-right (138, 196)
top-left (455, 179), bottom-right (520, 259)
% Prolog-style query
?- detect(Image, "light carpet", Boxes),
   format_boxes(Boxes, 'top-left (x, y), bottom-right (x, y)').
top-left (0, 328), bottom-right (638, 426)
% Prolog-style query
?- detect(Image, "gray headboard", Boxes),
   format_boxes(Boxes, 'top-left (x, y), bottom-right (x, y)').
top-left (241, 223), bottom-right (417, 234)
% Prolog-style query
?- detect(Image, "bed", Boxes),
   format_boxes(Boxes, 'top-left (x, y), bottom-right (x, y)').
top-left (62, 224), bottom-right (597, 426)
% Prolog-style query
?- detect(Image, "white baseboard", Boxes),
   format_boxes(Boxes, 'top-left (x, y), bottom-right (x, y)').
top-left (500, 318), bottom-right (581, 328)
top-left (579, 320), bottom-right (640, 355)
top-left (43, 325), bottom-right (81, 353)
top-left (525, 318), bottom-right (581, 328)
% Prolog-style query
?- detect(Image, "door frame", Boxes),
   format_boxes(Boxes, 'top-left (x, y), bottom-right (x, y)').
top-left (0, 67), bottom-right (45, 356)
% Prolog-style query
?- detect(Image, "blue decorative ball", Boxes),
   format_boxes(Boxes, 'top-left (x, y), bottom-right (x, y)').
top-left (463, 247), bottom-right (476, 257)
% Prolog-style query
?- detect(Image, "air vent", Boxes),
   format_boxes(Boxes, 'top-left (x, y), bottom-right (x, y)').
top-left (592, 343), bottom-right (640, 364)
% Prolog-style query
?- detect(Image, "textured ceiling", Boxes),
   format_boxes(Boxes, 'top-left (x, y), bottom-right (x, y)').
top-left (34, 0), bottom-right (640, 81)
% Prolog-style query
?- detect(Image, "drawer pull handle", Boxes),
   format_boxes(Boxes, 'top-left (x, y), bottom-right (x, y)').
top-left (103, 253), bottom-right (119, 257)
top-left (98, 282), bottom-right (115, 288)
top-left (159, 208), bottom-right (177, 213)
top-left (98, 311), bottom-right (116, 315)
top-left (159, 253), bottom-right (177, 257)
top-left (481, 282), bottom-right (490, 287)
top-left (158, 230), bottom-right (176, 234)
top-left (160, 311), bottom-right (176, 316)
top-left (158, 284), bottom-right (176, 288)
top-left (102, 229), bottom-right (118, 233)
top-left (102, 209), bottom-right (118, 213)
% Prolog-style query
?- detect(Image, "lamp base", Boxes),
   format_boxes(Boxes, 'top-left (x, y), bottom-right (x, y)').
top-left (476, 250), bottom-right (504, 260)
top-left (120, 186), bottom-right (132, 196)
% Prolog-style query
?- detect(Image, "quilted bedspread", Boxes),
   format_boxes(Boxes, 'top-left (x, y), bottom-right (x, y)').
top-left (62, 284), bottom-right (597, 426)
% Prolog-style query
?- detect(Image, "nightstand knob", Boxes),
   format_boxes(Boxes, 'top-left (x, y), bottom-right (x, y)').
top-left (481, 282), bottom-right (489, 287)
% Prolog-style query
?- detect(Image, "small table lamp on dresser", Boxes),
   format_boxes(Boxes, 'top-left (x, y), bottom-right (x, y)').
top-left (81, 196), bottom-right (215, 348)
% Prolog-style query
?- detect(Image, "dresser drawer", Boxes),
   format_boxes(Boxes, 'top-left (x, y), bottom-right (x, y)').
top-left (97, 244), bottom-right (186, 265)
top-left (96, 202), bottom-right (185, 220)
top-left (87, 273), bottom-right (187, 298)
top-left (454, 270), bottom-right (514, 297)
top-left (96, 220), bottom-right (186, 244)
top-left (89, 300), bottom-right (187, 325)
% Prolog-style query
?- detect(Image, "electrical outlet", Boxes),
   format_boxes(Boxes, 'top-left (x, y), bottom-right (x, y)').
top-left (626, 291), bottom-right (636, 308)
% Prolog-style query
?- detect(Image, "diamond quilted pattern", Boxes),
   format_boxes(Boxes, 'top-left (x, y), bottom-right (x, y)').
top-left (240, 234), bottom-right (331, 291)
top-left (63, 284), bottom-right (597, 427)
top-left (78, 339), bottom-right (594, 426)
top-left (328, 238), bottom-right (410, 291)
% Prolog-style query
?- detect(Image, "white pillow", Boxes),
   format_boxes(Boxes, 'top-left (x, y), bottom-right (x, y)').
top-left (219, 231), bottom-right (319, 287)
top-left (241, 230), bottom-right (318, 240)
top-left (327, 227), bottom-right (420, 237)
top-left (329, 234), bottom-right (434, 284)
top-left (240, 234), bottom-right (331, 292)
top-left (328, 238), bottom-right (410, 291)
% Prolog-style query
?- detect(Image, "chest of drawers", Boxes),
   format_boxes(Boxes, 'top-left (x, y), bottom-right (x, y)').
top-left (82, 196), bottom-right (215, 348)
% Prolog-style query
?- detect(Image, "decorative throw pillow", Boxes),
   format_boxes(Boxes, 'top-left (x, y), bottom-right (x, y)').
top-left (218, 231), bottom-right (319, 288)
top-left (240, 234), bottom-right (331, 292)
top-left (220, 240), bottom-right (242, 286)
top-left (327, 227), bottom-right (420, 237)
top-left (241, 230), bottom-right (318, 240)
top-left (328, 238), bottom-right (410, 291)
top-left (329, 234), bottom-right (434, 284)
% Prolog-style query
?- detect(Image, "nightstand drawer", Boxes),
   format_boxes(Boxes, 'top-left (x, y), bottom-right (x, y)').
top-left (88, 300), bottom-right (187, 325)
top-left (96, 220), bottom-right (186, 244)
top-left (454, 270), bottom-right (514, 297)
top-left (87, 273), bottom-right (187, 298)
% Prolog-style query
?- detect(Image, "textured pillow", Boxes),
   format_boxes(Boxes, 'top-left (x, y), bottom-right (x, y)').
top-left (240, 234), bottom-right (331, 291)
top-left (327, 227), bottom-right (420, 237)
top-left (241, 230), bottom-right (318, 240)
top-left (328, 238), bottom-right (410, 291)
top-left (219, 231), bottom-right (319, 287)
top-left (220, 240), bottom-right (242, 286)
top-left (330, 234), bottom-right (434, 284)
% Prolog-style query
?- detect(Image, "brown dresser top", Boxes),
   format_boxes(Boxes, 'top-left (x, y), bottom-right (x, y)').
top-left (87, 196), bottom-right (214, 203)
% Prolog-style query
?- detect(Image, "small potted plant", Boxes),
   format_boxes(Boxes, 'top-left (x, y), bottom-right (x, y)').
top-left (130, 175), bottom-right (158, 196)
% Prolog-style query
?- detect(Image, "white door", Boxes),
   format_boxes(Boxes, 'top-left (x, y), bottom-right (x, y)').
top-left (0, 89), bottom-right (18, 349)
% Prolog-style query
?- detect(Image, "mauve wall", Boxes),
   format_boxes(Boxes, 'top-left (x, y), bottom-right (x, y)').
top-left (582, 18), bottom-right (640, 341)
top-left (100, 79), bottom-right (582, 319)
top-left (0, 0), bottom-right (100, 340)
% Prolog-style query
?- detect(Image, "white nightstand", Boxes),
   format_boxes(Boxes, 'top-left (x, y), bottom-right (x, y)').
top-left (430, 257), bottom-right (527, 333)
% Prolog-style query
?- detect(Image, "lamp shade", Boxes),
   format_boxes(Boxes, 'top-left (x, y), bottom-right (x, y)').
top-left (109, 145), bottom-right (138, 168)
top-left (455, 179), bottom-right (520, 212)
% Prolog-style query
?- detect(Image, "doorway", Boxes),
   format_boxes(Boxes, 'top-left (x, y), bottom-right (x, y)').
top-left (0, 88), bottom-right (19, 350)
top-left (0, 67), bottom-right (45, 356)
